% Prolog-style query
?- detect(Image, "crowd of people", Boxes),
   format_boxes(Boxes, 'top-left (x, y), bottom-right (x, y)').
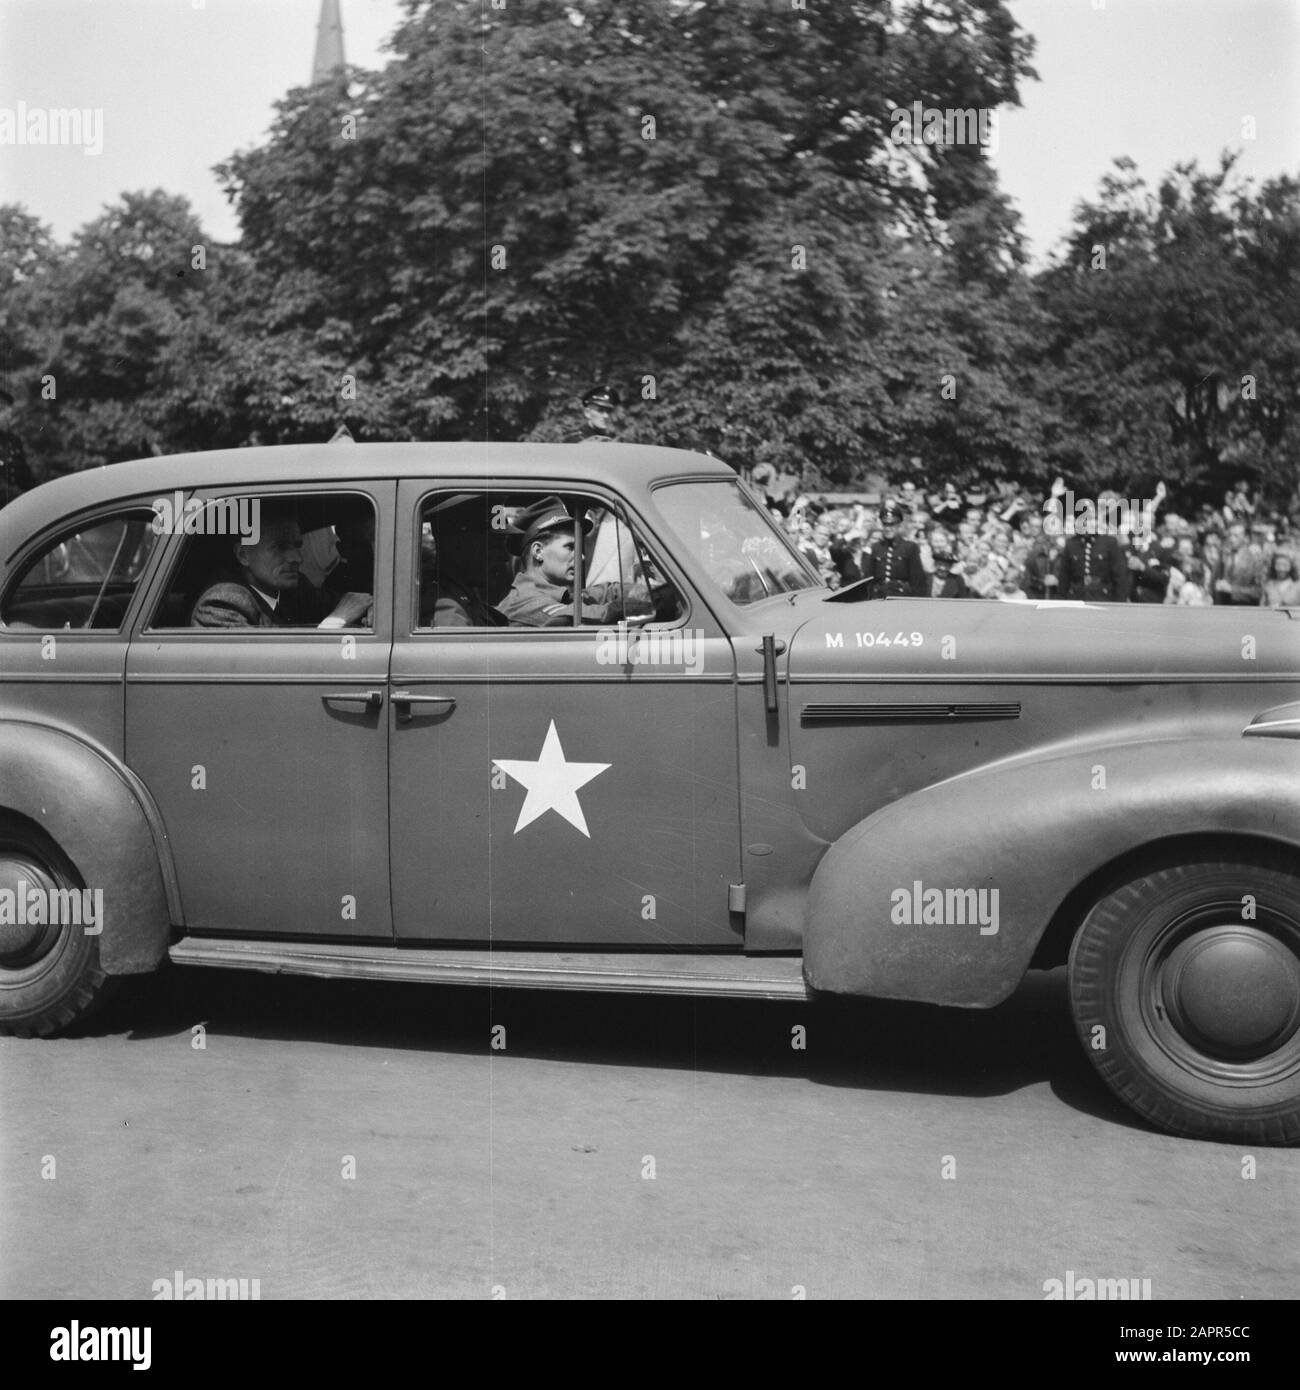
top-left (752, 471), bottom-right (1300, 607)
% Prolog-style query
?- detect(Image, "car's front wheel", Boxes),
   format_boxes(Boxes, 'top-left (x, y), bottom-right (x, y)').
top-left (0, 830), bottom-right (117, 1036)
top-left (1068, 853), bottom-right (1300, 1145)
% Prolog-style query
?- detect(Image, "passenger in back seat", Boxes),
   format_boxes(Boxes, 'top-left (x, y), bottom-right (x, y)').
top-left (191, 507), bottom-right (371, 629)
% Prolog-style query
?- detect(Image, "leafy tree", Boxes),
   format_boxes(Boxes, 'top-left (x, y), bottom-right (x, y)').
top-left (1035, 155), bottom-right (1300, 509)
top-left (212, 0), bottom-right (1036, 482)
top-left (0, 206), bottom-right (62, 490)
top-left (2, 191), bottom-right (221, 477)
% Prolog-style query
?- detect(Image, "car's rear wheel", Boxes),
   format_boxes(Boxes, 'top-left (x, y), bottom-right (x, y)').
top-left (1068, 854), bottom-right (1300, 1144)
top-left (0, 831), bottom-right (117, 1036)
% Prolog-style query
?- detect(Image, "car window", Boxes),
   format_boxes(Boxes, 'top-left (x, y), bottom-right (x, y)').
top-left (415, 490), bottom-right (686, 630)
top-left (1, 509), bottom-right (159, 631)
top-left (146, 492), bottom-right (377, 631)
top-left (653, 478), bottom-right (818, 604)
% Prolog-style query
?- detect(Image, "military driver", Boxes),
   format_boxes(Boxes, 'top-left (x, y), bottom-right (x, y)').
top-left (496, 497), bottom-right (648, 628)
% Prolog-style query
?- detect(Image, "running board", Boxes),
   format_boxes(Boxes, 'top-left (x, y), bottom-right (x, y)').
top-left (168, 937), bottom-right (808, 1000)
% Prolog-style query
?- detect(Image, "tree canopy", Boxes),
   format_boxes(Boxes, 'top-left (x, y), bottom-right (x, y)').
top-left (2, 0), bottom-right (1296, 510)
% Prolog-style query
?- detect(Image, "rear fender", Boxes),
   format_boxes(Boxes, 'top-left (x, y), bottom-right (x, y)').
top-left (804, 736), bottom-right (1300, 1007)
top-left (0, 721), bottom-right (177, 974)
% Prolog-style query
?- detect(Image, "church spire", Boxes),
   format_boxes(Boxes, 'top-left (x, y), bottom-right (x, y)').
top-left (311, 0), bottom-right (346, 83)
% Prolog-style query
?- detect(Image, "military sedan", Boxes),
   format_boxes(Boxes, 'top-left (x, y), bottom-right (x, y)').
top-left (1, 443), bottom-right (1298, 1144)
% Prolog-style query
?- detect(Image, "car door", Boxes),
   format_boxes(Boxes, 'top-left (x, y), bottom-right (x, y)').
top-left (388, 477), bottom-right (743, 946)
top-left (0, 505), bottom-right (162, 754)
top-left (124, 483), bottom-right (395, 939)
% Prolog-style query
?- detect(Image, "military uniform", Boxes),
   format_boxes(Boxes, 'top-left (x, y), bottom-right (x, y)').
top-left (1055, 533), bottom-right (1129, 601)
top-left (574, 384), bottom-right (618, 444)
top-left (495, 572), bottom-right (624, 628)
top-left (496, 494), bottom-right (648, 627)
top-left (860, 536), bottom-right (927, 598)
top-left (425, 576), bottom-right (501, 627)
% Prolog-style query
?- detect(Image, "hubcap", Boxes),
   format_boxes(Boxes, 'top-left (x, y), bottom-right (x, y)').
top-left (0, 854), bottom-right (64, 967)
top-left (1161, 925), bottom-right (1300, 1061)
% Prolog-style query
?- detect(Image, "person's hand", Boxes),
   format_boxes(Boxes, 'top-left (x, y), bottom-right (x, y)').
top-left (1050, 476), bottom-right (1066, 498)
top-left (321, 592), bottom-right (373, 628)
top-left (1154, 481), bottom-right (1167, 502)
top-left (1042, 574), bottom-right (1059, 588)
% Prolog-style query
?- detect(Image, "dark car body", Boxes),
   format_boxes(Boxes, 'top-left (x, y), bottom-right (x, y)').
top-left (3, 443), bottom-right (1299, 1143)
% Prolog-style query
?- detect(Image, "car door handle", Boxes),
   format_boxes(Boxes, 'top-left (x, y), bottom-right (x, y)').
top-left (321, 689), bottom-right (384, 710)
top-left (391, 690), bottom-right (457, 722)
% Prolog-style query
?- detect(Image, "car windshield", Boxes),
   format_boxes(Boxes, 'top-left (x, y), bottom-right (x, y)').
top-left (653, 478), bottom-right (819, 604)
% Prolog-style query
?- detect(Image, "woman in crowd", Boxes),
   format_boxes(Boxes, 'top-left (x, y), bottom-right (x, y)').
top-left (1261, 551), bottom-right (1300, 608)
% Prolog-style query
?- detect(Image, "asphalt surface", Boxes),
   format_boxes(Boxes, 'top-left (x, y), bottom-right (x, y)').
top-left (3, 964), bottom-right (1297, 1300)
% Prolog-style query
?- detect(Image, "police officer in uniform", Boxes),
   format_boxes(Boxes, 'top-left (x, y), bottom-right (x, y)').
top-left (496, 497), bottom-right (640, 627)
top-left (578, 385), bottom-right (619, 442)
top-left (1054, 523), bottom-right (1129, 601)
top-left (860, 502), bottom-right (927, 599)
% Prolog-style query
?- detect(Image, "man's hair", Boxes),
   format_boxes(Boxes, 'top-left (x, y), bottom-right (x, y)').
top-left (233, 502), bottom-right (299, 561)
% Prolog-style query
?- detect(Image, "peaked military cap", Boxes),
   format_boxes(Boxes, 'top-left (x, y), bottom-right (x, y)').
top-left (506, 496), bottom-right (592, 556)
top-left (582, 384), bottom-right (619, 409)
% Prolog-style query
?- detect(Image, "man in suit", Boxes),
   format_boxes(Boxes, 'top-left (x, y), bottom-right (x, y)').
top-left (860, 502), bottom-right (927, 599)
top-left (1127, 532), bottom-right (1178, 604)
top-left (192, 507), bottom-right (371, 628)
top-left (1019, 514), bottom-right (1061, 599)
top-left (929, 550), bottom-right (971, 598)
top-left (828, 524), bottom-right (863, 586)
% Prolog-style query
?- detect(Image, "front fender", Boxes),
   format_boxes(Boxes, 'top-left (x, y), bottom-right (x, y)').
top-left (804, 735), bottom-right (1300, 1007)
top-left (0, 721), bottom-right (176, 974)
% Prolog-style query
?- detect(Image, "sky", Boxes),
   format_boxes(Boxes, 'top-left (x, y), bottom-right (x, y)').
top-left (0, 0), bottom-right (1297, 263)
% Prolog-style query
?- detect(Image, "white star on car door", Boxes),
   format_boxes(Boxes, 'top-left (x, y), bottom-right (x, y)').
top-left (493, 720), bottom-right (611, 837)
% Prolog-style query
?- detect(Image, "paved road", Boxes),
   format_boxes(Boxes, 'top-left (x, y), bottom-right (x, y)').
top-left (3, 964), bottom-right (1297, 1299)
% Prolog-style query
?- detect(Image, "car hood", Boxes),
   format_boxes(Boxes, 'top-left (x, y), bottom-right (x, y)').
top-left (788, 597), bottom-right (1299, 680)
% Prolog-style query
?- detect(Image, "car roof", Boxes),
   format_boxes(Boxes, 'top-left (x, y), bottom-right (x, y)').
top-left (1, 442), bottom-right (736, 555)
